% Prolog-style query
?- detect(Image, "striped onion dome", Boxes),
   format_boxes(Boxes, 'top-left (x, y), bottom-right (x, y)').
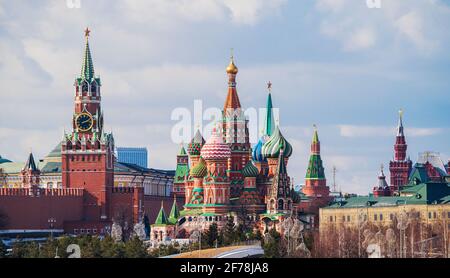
top-left (200, 127), bottom-right (231, 160)
top-left (251, 136), bottom-right (267, 162)
top-left (261, 126), bottom-right (293, 159)
top-left (187, 130), bottom-right (205, 156)
top-left (190, 158), bottom-right (207, 178)
top-left (242, 161), bottom-right (259, 177)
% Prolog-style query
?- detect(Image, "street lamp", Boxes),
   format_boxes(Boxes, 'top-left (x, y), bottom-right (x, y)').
top-left (48, 217), bottom-right (56, 238)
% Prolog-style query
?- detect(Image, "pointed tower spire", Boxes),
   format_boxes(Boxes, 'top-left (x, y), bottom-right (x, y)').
top-left (311, 124), bottom-right (320, 154)
top-left (81, 27), bottom-right (95, 81)
top-left (302, 125), bottom-right (329, 200)
top-left (224, 50), bottom-right (241, 110)
top-left (397, 109), bottom-right (404, 136)
top-left (23, 152), bottom-right (38, 171)
top-left (264, 81), bottom-right (275, 137)
top-left (169, 196), bottom-right (180, 224)
top-left (154, 201), bottom-right (168, 225)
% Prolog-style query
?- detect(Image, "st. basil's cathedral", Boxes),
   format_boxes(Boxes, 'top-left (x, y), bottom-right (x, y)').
top-left (154, 55), bottom-right (333, 240)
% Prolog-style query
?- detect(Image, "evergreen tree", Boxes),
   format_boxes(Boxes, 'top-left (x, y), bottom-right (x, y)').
top-left (0, 239), bottom-right (6, 258)
top-left (204, 222), bottom-right (219, 248)
top-left (262, 228), bottom-right (282, 258)
top-left (23, 241), bottom-right (40, 258)
top-left (39, 237), bottom-right (59, 258)
top-left (100, 236), bottom-right (124, 258)
top-left (10, 240), bottom-right (27, 258)
top-left (222, 216), bottom-right (236, 245)
top-left (77, 235), bottom-right (102, 258)
top-left (124, 236), bottom-right (148, 258)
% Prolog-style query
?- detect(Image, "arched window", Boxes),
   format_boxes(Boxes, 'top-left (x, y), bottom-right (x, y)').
top-left (278, 199), bottom-right (284, 210)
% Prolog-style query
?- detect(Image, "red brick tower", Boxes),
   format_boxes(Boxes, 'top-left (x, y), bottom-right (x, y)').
top-left (21, 152), bottom-right (41, 196)
top-left (389, 110), bottom-right (412, 194)
top-left (222, 55), bottom-right (251, 198)
top-left (302, 126), bottom-right (330, 201)
top-left (61, 28), bottom-right (114, 222)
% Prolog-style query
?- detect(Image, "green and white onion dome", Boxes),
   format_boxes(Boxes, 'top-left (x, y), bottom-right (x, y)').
top-left (200, 127), bottom-right (231, 160)
top-left (261, 126), bottom-right (293, 159)
top-left (188, 130), bottom-right (205, 156)
top-left (242, 161), bottom-right (259, 177)
top-left (190, 158), bottom-right (207, 178)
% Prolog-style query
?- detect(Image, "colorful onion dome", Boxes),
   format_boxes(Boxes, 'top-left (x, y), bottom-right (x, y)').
top-left (226, 57), bottom-right (238, 74)
top-left (261, 126), bottom-right (293, 159)
top-left (190, 158), bottom-right (207, 178)
top-left (200, 127), bottom-right (231, 160)
top-left (242, 161), bottom-right (259, 177)
top-left (187, 129), bottom-right (205, 156)
top-left (252, 137), bottom-right (267, 162)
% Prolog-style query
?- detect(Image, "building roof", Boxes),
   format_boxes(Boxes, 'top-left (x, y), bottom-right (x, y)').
top-left (23, 153), bottom-right (38, 171)
top-left (242, 160), bottom-right (259, 178)
top-left (153, 204), bottom-right (169, 226)
top-left (325, 179), bottom-right (450, 209)
top-left (0, 155), bottom-right (12, 164)
top-left (261, 125), bottom-right (293, 159)
top-left (168, 198), bottom-right (180, 224)
top-left (189, 158), bottom-right (207, 178)
top-left (187, 130), bottom-right (205, 156)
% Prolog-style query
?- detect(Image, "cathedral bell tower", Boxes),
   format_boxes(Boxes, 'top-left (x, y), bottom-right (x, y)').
top-left (61, 28), bottom-right (114, 222)
top-left (222, 54), bottom-right (251, 198)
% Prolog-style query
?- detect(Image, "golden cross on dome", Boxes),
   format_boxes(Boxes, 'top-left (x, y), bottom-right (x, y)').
top-left (230, 48), bottom-right (234, 59)
top-left (84, 27), bottom-right (91, 38)
top-left (267, 81), bottom-right (272, 92)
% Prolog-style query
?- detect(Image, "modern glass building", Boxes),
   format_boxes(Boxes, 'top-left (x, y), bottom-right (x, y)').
top-left (116, 147), bottom-right (148, 168)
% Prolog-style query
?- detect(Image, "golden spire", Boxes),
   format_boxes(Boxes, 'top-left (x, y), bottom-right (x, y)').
top-left (226, 48), bottom-right (238, 74)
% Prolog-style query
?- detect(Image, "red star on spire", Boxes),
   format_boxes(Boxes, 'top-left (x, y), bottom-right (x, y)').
top-left (267, 81), bottom-right (272, 91)
top-left (84, 27), bottom-right (91, 38)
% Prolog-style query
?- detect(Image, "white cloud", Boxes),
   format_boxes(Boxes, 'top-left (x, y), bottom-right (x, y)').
top-left (315, 0), bottom-right (450, 54)
top-left (344, 27), bottom-right (376, 51)
top-left (395, 11), bottom-right (437, 52)
top-left (223, 0), bottom-right (286, 25)
top-left (118, 0), bottom-right (286, 26)
top-left (338, 125), bottom-right (444, 138)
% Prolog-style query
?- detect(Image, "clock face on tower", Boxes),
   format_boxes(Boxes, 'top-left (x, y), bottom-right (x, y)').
top-left (76, 113), bottom-right (94, 132)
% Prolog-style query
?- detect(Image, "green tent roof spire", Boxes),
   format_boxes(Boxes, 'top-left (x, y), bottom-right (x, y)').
top-left (81, 27), bottom-right (95, 81)
top-left (179, 145), bottom-right (187, 156)
top-left (169, 197), bottom-right (180, 224)
top-left (264, 82), bottom-right (275, 137)
top-left (312, 124), bottom-right (319, 143)
top-left (154, 201), bottom-right (168, 225)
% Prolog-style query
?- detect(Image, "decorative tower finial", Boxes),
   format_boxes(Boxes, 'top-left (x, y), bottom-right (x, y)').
top-left (84, 27), bottom-right (91, 38)
top-left (267, 81), bottom-right (272, 92)
top-left (397, 108), bottom-right (404, 136)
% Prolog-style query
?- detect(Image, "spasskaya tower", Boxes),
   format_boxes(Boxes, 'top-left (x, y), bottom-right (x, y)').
top-left (61, 28), bottom-right (115, 222)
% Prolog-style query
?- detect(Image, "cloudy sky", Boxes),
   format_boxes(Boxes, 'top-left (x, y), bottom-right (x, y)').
top-left (0, 0), bottom-right (449, 194)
